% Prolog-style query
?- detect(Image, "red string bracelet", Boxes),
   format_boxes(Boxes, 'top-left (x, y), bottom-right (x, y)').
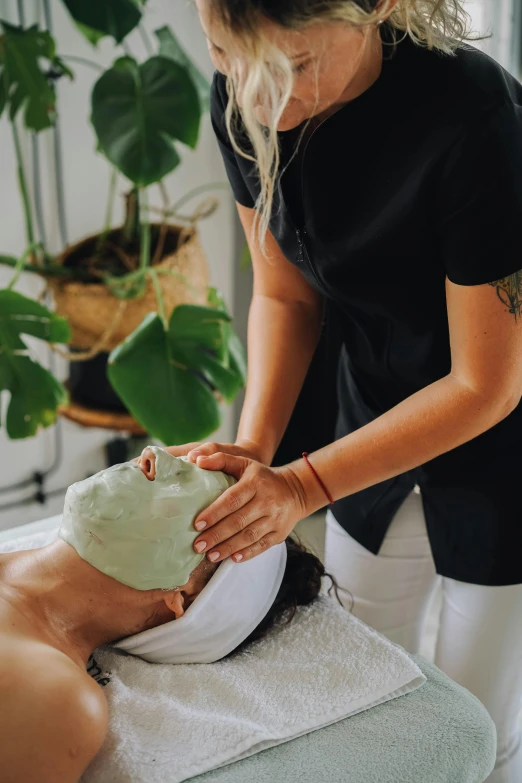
top-left (302, 452), bottom-right (334, 505)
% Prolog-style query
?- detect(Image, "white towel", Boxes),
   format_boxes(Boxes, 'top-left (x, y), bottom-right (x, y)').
top-left (0, 527), bottom-right (426, 783)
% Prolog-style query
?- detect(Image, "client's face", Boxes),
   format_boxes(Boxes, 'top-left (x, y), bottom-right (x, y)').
top-left (58, 447), bottom-right (235, 595)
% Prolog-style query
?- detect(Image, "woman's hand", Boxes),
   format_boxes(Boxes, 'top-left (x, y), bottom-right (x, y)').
top-left (164, 438), bottom-right (267, 464)
top-left (190, 452), bottom-right (323, 563)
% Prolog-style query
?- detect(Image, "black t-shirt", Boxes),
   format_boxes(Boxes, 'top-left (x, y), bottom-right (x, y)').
top-left (211, 37), bottom-right (522, 586)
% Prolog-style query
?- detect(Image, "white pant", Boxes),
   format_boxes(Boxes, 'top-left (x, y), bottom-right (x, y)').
top-left (325, 491), bottom-right (522, 783)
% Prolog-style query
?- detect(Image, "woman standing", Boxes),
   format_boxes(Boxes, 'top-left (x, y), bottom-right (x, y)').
top-left (169, 2), bottom-right (522, 780)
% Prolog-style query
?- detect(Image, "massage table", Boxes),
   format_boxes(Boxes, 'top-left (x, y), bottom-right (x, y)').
top-left (0, 517), bottom-right (496, 783)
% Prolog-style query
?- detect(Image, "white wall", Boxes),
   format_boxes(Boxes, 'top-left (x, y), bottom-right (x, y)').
top-left (0, 0), bottom-right (237, 529)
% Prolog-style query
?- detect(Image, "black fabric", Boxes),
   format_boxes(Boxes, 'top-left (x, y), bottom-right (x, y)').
top-left (211, 39), bottom-right (522, 586)
top-left (272, 301), bottom-right (343, 467)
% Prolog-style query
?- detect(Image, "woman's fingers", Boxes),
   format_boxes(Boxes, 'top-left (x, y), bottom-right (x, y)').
top-left (193, 461), bottom-right (304, 564)
top-left (195, 504), bottom-right (269, 562)
top-left (208, 521), bottom-right (277, 564)
top-left (230, 534), bottom-right (282, 563)
top-left (188, 442), bottom-right (249, 462)
top-left (187, 442), bottom-right (223, 462)
top-left (164, 442), bottom-right (202, 457)
top-left (187, 442), bottom-right (263, 463)
top-left (193, 469), bottom-right (256, 532)
top-left (195, 452), bottom-right (249, 477)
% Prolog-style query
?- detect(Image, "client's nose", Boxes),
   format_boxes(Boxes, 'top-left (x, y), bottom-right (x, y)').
top-left (139, 447), bottom-right (156, 481)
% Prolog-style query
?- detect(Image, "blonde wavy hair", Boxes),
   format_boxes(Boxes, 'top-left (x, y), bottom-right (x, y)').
top-left (210, 1), bottom-right (475, 248)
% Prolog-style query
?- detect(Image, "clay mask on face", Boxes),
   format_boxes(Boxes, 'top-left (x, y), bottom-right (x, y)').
top-left (58, 447), bottom-right (235, 591)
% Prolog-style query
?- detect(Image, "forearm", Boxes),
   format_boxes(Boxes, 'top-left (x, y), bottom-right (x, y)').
top-left (237, 294), bottom-right (322, 464)
top-left (288, 374), bottom-right (515, 514)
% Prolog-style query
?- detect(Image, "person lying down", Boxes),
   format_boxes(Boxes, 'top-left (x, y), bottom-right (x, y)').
top-left (0, 446), bottom-right (325, 783)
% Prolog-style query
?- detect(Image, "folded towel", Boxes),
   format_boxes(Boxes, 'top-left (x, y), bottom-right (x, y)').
top-left (0, 527), bottom-right (426, 783)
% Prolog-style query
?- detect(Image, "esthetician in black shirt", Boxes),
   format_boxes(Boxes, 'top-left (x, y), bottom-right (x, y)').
top-left (167, 3), bottom-right (522, 779)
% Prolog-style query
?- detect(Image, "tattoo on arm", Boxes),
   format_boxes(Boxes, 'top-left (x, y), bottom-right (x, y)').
top-left (488, 270), bottom-right (522, 321)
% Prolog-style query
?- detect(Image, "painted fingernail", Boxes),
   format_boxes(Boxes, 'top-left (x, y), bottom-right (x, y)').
top-left (208, 552), bottom-right (220, 562)
top-left (234, 554), bottom-right (243, 562)
top-left (195, 520), bottom-right (207, 531)
top-left (195, 541), bottom-right (207, 553)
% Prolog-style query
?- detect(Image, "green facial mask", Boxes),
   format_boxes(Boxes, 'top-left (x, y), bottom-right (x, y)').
top-left (58, 447), bottom-right (235, 591)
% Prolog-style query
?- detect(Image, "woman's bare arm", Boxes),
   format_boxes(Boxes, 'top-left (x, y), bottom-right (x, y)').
top-left (288, 273), bottom-right (522, 510)
top-left (188, 271), bottom-right (522, 564)
top-left (235, 203), bottom-right (323, 464)
top-left (165, 203), bottom-right (322, 465)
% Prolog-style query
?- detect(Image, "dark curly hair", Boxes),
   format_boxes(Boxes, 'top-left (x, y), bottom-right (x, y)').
top-left (228, 535), bottom-right (341, 656)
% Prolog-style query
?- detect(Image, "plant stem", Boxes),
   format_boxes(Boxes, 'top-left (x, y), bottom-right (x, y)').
top-left (158, 181), bottom-right (171, 210)
top-left (16, 0), bottom-right (25, 26)
top-left (61, 55), bottom-right (104, 73)
top-left (0, 254), bottom-right (95, 281)
top-left (122, 40), bottom-right (134, 58)
top-left (170, 182), bottom-right (229, 214)
top-left (7, 260), bottom-right (24, 290)
top-left (138, 24), bottom-right (154, 57)
top-left (6, 243), bottom-right (42, 289)
top-left (96, 168), bottom-right (118, 251)
top-left (148, 269), bottom-right (166, 325)
top-left (123, 188), bottom-right (140, 244)
top-left (42, 0), bottom-right (68, 252)
top-left (7, 252), bottom-right (28, 290)
top-left (139, 189), bottom-right (151, 270)
top-left (12, 122), bottom-right (35, 250)
top-left (106, 168), bottom-right (118, 234)
top-left (31, 134), bottom-right (47, 253)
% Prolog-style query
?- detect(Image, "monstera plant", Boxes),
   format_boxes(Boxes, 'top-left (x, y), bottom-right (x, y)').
top-left (0, 289), bottom-right (70, 439)
top-left (0, 1), bottom-right (246, 443)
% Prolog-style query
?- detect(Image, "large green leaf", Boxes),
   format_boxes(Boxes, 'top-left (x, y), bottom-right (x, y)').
top-left (168, 305), bottom-right (243, 403)
top-left (206, 287), bottom-right (234, 364)
top-left (91, 56), bottom-right (201, 186)
top-left (74, 22), bottom-right (105, 47)
top-left (61, 0), bottom-right (141, 45)
top-left (227, 329), bottom-right (248, 385)
top-left (108, 304), bottom-right (247, 443)
top-left (169, 304), bottom-right (230, 353)
top-left (0, 23), bottom-right (72, 131)
top-left (155, 26), bottom-right (210, 113)
top-left (0, 289), bottom-right (70, 439)
top-left (108, 312), bottom-right (221, 444)
top-left (207, 287), bottom-right (247, 386)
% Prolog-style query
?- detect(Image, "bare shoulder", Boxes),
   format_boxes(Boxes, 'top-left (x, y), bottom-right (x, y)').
top-left (0, 639), bottom-right (108, 783)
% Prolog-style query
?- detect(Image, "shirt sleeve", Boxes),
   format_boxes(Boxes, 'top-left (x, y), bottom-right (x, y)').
top-left (210, 73), bottom-right (256, 209)
top-left (437, 100), bottom-right (522, 286)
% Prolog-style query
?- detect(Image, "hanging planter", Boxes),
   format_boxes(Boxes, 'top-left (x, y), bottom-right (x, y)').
top-left (0, 15), bottom-right (247, 443)
top-left (50, 223), bottom-right (209, 352)
top-left (51, 219), bottom-right (210, 415)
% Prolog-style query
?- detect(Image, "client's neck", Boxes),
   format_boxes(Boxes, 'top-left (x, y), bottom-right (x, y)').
top-left (0, 540), bottom-right (173, 664)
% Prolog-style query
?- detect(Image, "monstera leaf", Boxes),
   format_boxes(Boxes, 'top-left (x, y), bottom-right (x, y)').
top-left (207, 287), bottom-right (247, 384)
top-left (108, 304), bottom-right (246, 444)
top-left (91, 56), bottom-right (200, 186)
top-left (155, 25), bottom-right (210, 112)
top-left (0, 289), bottom-right (71, 439)
top-left (60, 0), bottom-right (142, 45)
top-left (0, 22), bottom-right (73, 132)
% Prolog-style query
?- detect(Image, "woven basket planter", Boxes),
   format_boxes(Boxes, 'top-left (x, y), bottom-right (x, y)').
top-left (49, 224), bottom-right (209, 352)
